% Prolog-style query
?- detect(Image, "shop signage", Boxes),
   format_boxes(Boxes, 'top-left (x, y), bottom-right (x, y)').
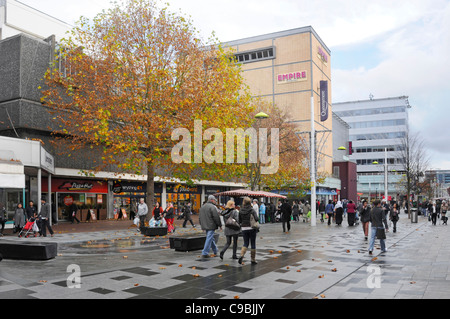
top-left (318, 47), bottom-right (328, 63)
top-left (276, 71), bottom-right (307, 84)
top-left (320, 80), bottom-right (328, 122)
top-left (112, 181), bottom-right (162, 194)
top-left (42, 178), bottom-right (108, 193)
top-left (166, 184), bottom-right (201, 194)
top-left (40, 147), bottom-right (55, 174)
top-left (63, 195), bottom-right (74, 206)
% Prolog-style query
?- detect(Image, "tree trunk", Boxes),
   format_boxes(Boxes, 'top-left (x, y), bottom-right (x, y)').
top-left (146, 162), bottom-right (155, 221)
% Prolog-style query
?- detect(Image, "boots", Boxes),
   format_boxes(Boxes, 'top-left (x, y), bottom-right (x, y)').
top-left (238, 247), bottom-right (247, 265)
top-left (251, 249), bottom-right (257, 264)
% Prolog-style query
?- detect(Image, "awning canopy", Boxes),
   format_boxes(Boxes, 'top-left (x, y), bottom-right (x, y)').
top-left (214, 188), bottom-right (287, 199)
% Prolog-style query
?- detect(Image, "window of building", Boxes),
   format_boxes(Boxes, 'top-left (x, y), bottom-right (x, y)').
top-left (233, 47), bottom-right (275, 64)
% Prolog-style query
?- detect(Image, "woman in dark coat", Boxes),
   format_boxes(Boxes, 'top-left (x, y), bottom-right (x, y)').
top-left (220, 200), bottom-right (240, 260)
top-left (359, 200), bottom-right (371, 240)
top-left (334, 201), bottom-right (344, 226)
top-left (238, 197), bottom-right (259, 265)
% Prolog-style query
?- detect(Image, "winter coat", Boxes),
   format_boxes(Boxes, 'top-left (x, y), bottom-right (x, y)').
top-left (359, 205), bottom-right (371, 223)
top-left (238, 204), bottom-right (259, 229)
top-left (221, 208), bottom-right (241, 236)
top-left (14, 208), bottom-right (26, 228)
top-left (280, 202), bottom-right (292, 222)
top-left (370, 206), bottom-right (389, 229)
top-left (199, 202), bottom-right (221, 231)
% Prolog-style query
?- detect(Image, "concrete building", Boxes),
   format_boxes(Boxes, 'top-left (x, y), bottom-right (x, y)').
top-left (333, 96), bottom-right (411, 201)
top-left (224, 26), bottom-right (340, 196)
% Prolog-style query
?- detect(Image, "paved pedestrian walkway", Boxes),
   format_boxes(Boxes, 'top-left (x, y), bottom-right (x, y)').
top-left (0, 213), bottom-right (449, 300)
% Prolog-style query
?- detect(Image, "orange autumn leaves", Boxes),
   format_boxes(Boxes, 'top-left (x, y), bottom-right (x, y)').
top-left (41, 0), bottom-right (254, 200)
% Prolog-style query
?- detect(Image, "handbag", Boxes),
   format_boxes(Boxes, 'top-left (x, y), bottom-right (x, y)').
top-left (225, 217), bottom-right (241, 231)
top-left (376, 228), bottom-right (386, 239)
top-left (250, 213), bottom-right (260, 230)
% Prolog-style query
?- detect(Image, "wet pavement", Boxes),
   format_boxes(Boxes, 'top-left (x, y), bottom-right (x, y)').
top-left (1, 213), bottom-right (449, 300)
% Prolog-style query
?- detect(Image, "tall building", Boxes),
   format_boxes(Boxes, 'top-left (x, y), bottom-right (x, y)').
top-left (224, 27), bottom-right (340, 195)
top-left (333, 96), bottom-right (411, 201)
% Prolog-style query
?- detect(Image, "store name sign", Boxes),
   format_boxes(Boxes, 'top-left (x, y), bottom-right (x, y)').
top-left (277, 71), bottom-right (307, 84)
top-left (58, 181), bottom-right (94, 191)
top-left (318, 47), bottom-right (328, 63)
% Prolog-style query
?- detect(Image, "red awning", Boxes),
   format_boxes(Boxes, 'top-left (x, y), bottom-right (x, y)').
top-left (214, 188), bottom-right (287, 199)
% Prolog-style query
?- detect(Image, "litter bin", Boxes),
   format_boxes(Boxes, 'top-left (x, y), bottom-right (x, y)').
top-left (411, 208), bottom-right (418, 223)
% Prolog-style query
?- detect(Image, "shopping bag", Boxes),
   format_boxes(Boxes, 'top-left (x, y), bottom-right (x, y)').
top-left (32, 222), bottom-right (39, 232)
top-left (133, 216), bottom-right (140, 226)
top-left (376, 228), bottom-right (386, 239)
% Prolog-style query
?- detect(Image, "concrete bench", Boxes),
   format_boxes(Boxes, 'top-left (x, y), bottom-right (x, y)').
top-left (169, 233), bottom-right (220, 252)
top-left (0, 242), bottom-right (58, 260)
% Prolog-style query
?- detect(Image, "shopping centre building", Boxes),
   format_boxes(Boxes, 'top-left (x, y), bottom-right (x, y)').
top-left (224, 26), bottom-right (341, 200)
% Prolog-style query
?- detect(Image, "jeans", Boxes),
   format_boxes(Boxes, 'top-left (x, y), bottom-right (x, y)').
top-left (369, 227), bottom-right (386, 252)
top-left (259, 214), bottom-right (265, 224)
top-left (202, 230), bottom-right (218, 256)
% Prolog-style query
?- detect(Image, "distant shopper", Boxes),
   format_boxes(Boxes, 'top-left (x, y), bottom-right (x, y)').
top-left (390, 202), bottom-right (400, 233)
top-left (25, 200), bottom-right (37, 221)
top-left (137, 198), bottom-right (148, 229)
top-left (220, 200), bottom-right (240, 260)
top-left (359, 200), bottom-right (371, 240)
top-left (70, 202), bottom-right (80, 224)
top-left (428, 201), bottom-right (439, 226)
top-left (318, 201), bottom-right (325, 223)
top-left (238, 197), bottom-right (259, 265)
top-left (292, 201), bottom-right (300, 222)
top-left (39, 197), bottom-right (54, 237)
top-left (280, 199), bottom-right (292, 233)
top-left (368, 199), bottom-right (389, 255)
top-left (259, 202), bottom-right (266, 224)
top-left (152, 201), bottom-right (163, 220)
top-left (182, 202), bottom-right (195, 228)
top-left (334, 201), bottom-right (344, 226)
top-left (325, 200), bottom-right (334, 225)
top-left (199, 195), bottom-right (222, 258)
top-left (13, 203), bottom-right (26, 233)
top-left (347, 200), bottom-right (357, 226)
top-left (164, 202), bottom-right (175, 233)
top-left (0, 203), bottom-right (6, 236)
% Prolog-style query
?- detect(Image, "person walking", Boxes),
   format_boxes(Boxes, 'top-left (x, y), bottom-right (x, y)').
top-left (152, 201), bottom-right (163, 222)
top-left (441, 200), bottom-right (448, 225)
top-left (69, 202), bottom-right (80, 224)
top-left (390, 202), bottom-right (400, 233)
top-left (292, 201), bottom-right (300, 222)
top-left (39, 197), bottom-right (54, 237)
top-left (318, 200), bottom-right (325, 223)
top-left (199, 195), bottom-right (222, 258)
top-left (13, 203), bottom-right (26, 233)
top-left (325, 200), bottom-right (334, 225)
top-left (137, 198), bottom-right (148, 230)
top-left (368, 199), bottom-right (389, 255)
top-left (164, 202), bottom-right (175, 233)
top-left (428, 201), bottom-right (439, 226)
top-left (268, 201), bottom-right (275, 223)
top-left (25, 200), bottom-right (37, 221)
top-left (347, 200), bottom-right (357, 226)
top-left (280, 199), bottom-right (292, 233)
top-left (238, 197), bottom-right (259, 265)
top-left (359, 200), bottom-right (371, 240)
top-left (334, 201), bottom-right (344, 226)
top-left (220, 200), bottom-right (240, 260)
top-left (182, 202), bottom-right (195, 228)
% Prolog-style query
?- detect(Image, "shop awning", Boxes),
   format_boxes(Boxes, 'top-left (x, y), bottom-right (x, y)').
top-left (0, 158), bottom-right (25, 188)
top-left (214, 188), bottom-right (287, 199)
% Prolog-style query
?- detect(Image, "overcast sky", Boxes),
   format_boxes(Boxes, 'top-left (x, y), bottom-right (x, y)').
top-left (19, 0), bottom-right (450, 170)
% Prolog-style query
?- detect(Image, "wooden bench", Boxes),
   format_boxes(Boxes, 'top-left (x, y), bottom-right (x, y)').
top-left (169, 233), bottom-right (220, 252)
top-left (0, 242), bottom-right (58, 260)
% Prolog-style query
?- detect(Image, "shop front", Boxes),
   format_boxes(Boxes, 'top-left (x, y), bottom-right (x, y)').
top-left (166, 184), bottom-right (202, 214)
top-left (42, 178), bottom-right (108, 222)
top-left (112, 181), bottom-right (162, 219)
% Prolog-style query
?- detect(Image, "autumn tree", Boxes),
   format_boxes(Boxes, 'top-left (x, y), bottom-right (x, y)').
top-left (42, 0), bottom-right (253, 213)
top-left (245, 98), bottom-right (309, 191)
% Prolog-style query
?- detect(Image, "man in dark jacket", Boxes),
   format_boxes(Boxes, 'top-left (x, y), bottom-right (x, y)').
top-left (199, 195), bottom-right (222, 258)
top-left (368, 199), bottom-right (388, 254)
top-left (39, 197), bottom-right (54, 237)
top-left (280, 199), bottom-right (292, 233)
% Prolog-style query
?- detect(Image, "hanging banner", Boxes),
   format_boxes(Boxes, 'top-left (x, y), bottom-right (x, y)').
top-left (320, 80), bottom-right (328, 122)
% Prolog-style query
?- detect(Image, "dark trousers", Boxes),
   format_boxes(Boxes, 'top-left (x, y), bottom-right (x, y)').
top-left (242, 229), bottom-right (257, 249)
top-left (183, 214), bottom-right (194, 227)
top-left (40, 218), bottom-right (54, 236)
top-left (282, 220), bottom-right (291, 232)
top-left (221, 234), bottom-right (238, 257)
top-left (432, 213), bottom-right (437, 225)
top-left (0, 221), bottom-right (5, 235)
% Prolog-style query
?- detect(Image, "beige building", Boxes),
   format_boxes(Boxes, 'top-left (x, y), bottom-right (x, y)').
top-left (224, 26), bottom-right (333, 176)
